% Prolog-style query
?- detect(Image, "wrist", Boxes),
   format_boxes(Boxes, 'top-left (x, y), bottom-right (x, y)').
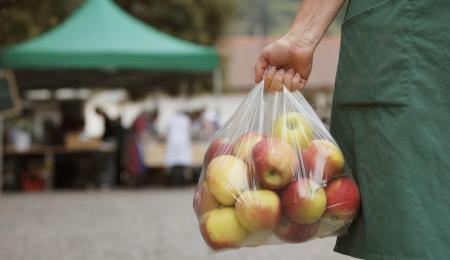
top-left (284, 29), bottom-right (321, 50)
top-left (286, 0), bottom-right (344, 50)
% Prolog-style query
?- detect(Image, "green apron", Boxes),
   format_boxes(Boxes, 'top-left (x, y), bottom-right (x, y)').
top-left (330, 0), bottom-right (450, 259)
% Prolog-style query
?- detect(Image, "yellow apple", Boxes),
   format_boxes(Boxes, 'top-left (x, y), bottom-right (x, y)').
top-left (206, 155), bottom-right (249, 206)
top-left (200, 207), bottom-right (249, 250)
top-left (193, 182), bottom-right (219, 217)
top-left (273, 112), bottom-right (313, 150)
top-left (235, 189), bottom-right (281, 232)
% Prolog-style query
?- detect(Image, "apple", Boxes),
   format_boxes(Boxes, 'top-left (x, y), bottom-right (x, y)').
top-left (232, 132), bottom-right (265, 163)
top-left (235, 189), bottom-right (281, 232)
top-left (204, 138), bottom-right (234, 166)
top-left (252, 137), bottom-right (298, 189)
top-left (274, 216), bottom-right (319, 243)
top-left (206, 155), bottom-right (249, 206)
top-left (200, 207), bottom-right (249, 250)
top-left (282, 178), bottom-right (327, 224)
top-left (324, 177), bottom-right (360, 222)
top-left (193, 182), bottom-right (219, 217)
top-left (302, 140), bottom-right (344, 182)
top-left (273, 112), bottom-right (313, 150)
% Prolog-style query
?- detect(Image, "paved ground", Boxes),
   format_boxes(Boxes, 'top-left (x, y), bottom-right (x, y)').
top-left (0, 188), bottom-right (355, 260)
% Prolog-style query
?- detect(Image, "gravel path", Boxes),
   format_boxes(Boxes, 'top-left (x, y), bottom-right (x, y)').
top-left (0, 188), bottom-right (354, 260)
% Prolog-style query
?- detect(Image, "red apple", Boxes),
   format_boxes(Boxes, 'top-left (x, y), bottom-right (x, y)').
top-left (232, 132), bottom-right (265, 163)
top-left (252, 137), bottom-right (298, 189)
top-left (200, 207), bottom-right (249, 250)
top-left (274, 216), bottom-right (319, 243)
top-left (193, 182), bottom-right (219, 217)
top-left (324, 177), bottom-right (360, 222)
top-left (302, 140), bottom-right (344, 182)
top-left (235, 189), bottom-right (281, 232)
top-left (282, 178), bottom-right (327, 224)
top-left (204, 138), bottom-right (234, 166)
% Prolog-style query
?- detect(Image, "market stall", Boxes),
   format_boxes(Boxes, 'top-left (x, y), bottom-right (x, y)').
top-left (0, 0), bottom-right (221, 191)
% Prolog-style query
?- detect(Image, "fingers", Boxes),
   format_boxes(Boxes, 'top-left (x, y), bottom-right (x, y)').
top-left (255, 56), bottom-right (268, 83)
top-left (263, 67), bottom-right (307, 92)
top-left (291, 73), bottom-right (307, 91)
top-left (284, 69), bottom-right (295, 91)
top-left (264, 65), bottom-right (277, 90)
top-left (298, 77), bottom-right (307, 90)
top-left (269, 69), bottom-right (285, 92)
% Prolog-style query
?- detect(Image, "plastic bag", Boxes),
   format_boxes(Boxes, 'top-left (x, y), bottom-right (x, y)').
top-left (193, 82), bottom-right (360, 251)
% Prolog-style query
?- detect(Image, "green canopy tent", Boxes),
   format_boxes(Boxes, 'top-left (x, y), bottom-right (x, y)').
top-left (0, 0), bottom-right (222, 93)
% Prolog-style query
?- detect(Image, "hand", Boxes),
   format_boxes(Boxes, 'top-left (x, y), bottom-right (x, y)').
top-left (255, 34), bottom-right (315, 92)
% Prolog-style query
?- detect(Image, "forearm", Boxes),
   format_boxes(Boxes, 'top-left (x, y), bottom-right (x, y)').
top-left (288, 0), bottom-right (345, 48)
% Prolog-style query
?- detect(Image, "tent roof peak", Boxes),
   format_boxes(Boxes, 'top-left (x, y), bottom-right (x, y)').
top-left (0, 0), bottom-right (219, 71)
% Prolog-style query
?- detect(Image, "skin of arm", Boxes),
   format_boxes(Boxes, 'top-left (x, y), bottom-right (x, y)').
top-left (255, 0), bottom-right (345, 91)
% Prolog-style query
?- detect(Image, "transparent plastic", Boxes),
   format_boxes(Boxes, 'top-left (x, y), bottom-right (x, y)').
top-left (193, 82), bottom-right (361, 251)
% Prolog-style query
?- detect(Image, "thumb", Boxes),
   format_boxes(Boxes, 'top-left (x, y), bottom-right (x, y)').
top-left (255, 55), bottom-right (268, 83)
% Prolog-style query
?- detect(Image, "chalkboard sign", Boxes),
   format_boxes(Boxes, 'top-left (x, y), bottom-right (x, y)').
top-left (0, 70), bottom-right (21, 117)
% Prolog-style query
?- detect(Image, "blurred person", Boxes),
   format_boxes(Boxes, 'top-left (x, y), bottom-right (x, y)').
top-left (123, 113), bottom-right (148, 185)
top-left (95, 106), bottom-right (121, 143)
top-left (189, 108), bottom-right (207, 141)
top-left (61, 100), bottom-right (84, 134)
top-left (165, 111), bottom-right (193, 185)
top-left (43, 119), bottom-right (64, 146)
top-left (95, 106), bottom-right (124, 186)
top-left (190, 108), bottom-right (220, 141)
top-left (204, 109), bottom-right (221, 132)
top-left (254, 0), bottom-right (450, 259)
top-left (199, 108), bottom-right (221, 138)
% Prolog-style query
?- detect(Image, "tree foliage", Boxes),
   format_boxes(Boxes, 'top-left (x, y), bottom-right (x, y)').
top-left (0, 0), bottom-right (236, 47)
top-left (0, 0), bottom-right (83, 47)
top-left (115, 0), bottom-right (236, 45)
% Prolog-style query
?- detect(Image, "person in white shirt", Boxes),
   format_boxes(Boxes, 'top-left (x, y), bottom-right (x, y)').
top-left (165, 111), bottom-right (193, 185)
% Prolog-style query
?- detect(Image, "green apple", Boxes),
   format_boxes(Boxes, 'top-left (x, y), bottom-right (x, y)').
top-left (273, 112), bottom-right (313, 150)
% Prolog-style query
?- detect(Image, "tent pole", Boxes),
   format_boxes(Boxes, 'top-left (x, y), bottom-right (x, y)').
top-left (213, 69), bottom-right (222, 97)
